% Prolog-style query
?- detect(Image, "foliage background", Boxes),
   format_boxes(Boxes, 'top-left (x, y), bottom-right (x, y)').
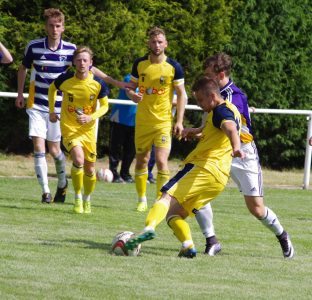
top-left (0, 0), bottom-right (311, 168)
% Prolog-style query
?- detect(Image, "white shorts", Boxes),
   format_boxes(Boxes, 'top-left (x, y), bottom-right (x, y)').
top-left (27, 109), bottom-right (61, 142)
top-left (230, 141), bottom-right (263, 196)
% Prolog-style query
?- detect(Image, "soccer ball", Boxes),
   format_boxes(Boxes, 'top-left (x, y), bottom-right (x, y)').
top-left (96, 168), bottom-right (113, 182)
top-left (111, 231), bottom-right (141, 256)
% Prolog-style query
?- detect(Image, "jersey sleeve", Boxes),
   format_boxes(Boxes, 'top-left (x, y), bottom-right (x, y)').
top-left (212, 104), bottom-right (236, 129)
top-left (54, 71), bottom-right (74, 90)
top-left (22, 42), bottom-right (34, 69)
top-left (130, 58), bottom-right (140, 83)
top-left (167, 58), bottom-right (184, 86)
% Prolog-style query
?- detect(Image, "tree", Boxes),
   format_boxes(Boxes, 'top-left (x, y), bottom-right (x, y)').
top-left (224, 0), bottom-right (312, 168)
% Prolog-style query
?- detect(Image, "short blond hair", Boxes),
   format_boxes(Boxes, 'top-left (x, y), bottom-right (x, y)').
top-left (44, 8), bottom-right (65, 24)
top-left (73, 46), bottom-right (94, 60)
top-left (148, 26), bottom-right (166, 39)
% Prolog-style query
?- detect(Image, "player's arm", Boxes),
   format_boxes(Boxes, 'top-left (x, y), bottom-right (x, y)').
top-left (15, 64), bottom-right (28, 109)
top-left (0, 42), bottom-right (13, 64)
top-left (77, 96), bottom-right (109, 125)
top-left (182, 126), bottom-right (204, 141)
top-left (221, 121), bottom-right (245, 158)
top-left (91, 96), bottom-right (109, 120)
top-left (309, 136), bottom-right (312, 146)
top-left (173, 84), bottom-right (187, 137)
top-left (126, 81), bottom-right (143, 103)
top-left (91, 67), bottom-right (135, 89)
top-left (48, 81), bottom-right (59, 123)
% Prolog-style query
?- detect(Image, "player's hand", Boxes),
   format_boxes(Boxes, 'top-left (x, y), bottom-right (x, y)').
top-left (309, 137), bottom-right (312, 146)
top-left (127, 90), bottom-right (143, 103)
top-left (77, 114), bottom-right (92, 125)
top-left (182, 127), bottom-right (202, 141)
top-left (232, 149), bottom-right (246, 159)
top-left (15, 95), bottom-right (25, 109)
top-left (173, 122), bottom-right (184, 139)
top-left (49, 112), bottom-right (59, 123)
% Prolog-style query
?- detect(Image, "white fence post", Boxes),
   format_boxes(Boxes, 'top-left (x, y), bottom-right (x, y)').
top-left (303, 115), bottom-right (312, 189)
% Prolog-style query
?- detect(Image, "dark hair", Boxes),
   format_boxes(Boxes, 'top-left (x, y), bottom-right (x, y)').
top-left (192, 77), bottom-right (221, 96)
top-left (203, 52), bottom-right (232, 76)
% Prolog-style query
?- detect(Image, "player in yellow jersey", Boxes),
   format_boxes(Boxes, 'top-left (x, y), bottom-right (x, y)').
top-left (126, 27), bottom-right (187, 212)
top-left (48, 46), bottom-right (110, 213)
top-left (125, 77), bottom-right (245, 257)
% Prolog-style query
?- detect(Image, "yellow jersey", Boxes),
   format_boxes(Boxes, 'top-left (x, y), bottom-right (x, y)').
top-left (48, 71), bottom-right (109, 143)
top-left (184, 100), bottom-right (241, 185)
top-left (131, 54), bottom-right (184, 128)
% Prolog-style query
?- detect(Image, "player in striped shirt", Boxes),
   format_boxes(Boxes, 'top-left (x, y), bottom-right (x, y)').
top-left (15, 8), bottom-right (74, 204)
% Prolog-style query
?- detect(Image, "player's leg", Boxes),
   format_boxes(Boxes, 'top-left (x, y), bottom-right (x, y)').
top-left (233, 142), bottom-right (294, 258)
top-left (155, 146), bottom-right (170, 198)
top-left (33, 136), bottom-right (52, 203)
top-left (134, 151), bottom-right (149, 211)
top-left (70, 145), bottom-right (84, 214)
top-left (134, 125), bottom-right (152, 211)
top-left (245, 195), bottom-right (294, 258)
top-left (27, 109), bottom-right (51, 203)
top-left (166, 203), bottom-right (197, 258)
top-left (80, 140), bottom-right (97, 213)
top-left (125, 195), bottom-right (170, 251)
top-left (82, 160), bottom-right (96, 214)
top-left (165, 164), bottom-right (225, 257)
top-left (154, 127), bottom-right (171, 198)
top-left (46, 116), bottom-right (67, 202)
top-left (195, 203), bottom-right (221, 256)
top-left (47, 141), bottom-right (67, 202)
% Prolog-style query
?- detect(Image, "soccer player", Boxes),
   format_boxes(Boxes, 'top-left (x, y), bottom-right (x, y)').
top-left (15, 8), bottom-right (75, 204)
top-left (189, 53), bottom-right (294, 258)
top-left (125, 77), bottom-right (244, 257)
top-left (15, 8), bottom-right (129, 204)
top-left (48, 46), bottom-right (110, 214)
top-left (126, 26), bottom-right (187, 212)
top-left (0, 42), bottom-right (13, 64)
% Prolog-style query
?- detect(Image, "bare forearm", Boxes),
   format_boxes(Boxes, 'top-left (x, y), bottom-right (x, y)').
top-left (17, 65), bottom-right (27, 96)
top-left (0, 42), bottom-right (13, 64)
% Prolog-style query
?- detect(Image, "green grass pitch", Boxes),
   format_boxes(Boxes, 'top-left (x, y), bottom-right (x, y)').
top-left (0, 177), bottom-right (311, 299)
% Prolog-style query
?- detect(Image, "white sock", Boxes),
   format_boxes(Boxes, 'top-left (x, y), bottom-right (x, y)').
top-left (34, 152), bottom-right (49, 193)
top-left (83, 194), bottom-right (91, 202)
top-left (182, 240), bottom-right (194, 248)
top-left (195, 203), bottom-right (215, 238)
top-left (54, 151), bottom-right (67, 188)
top-left (138, 196), bottom-right (147, 203)
top-left (75, 193), bottom-right (82, 200)
top-left (259, 207), bottom-right (284, 236)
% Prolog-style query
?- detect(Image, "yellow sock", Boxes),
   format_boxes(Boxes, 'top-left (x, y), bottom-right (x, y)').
top-left (83, 172), bottom-right (96, 196)
top-left (71, 164), bottom-right (83, 195)
top-left (156, 170), bottom-right (170, 198)
top-left (135, 168), bottom-right (148, 199)
top-left (167, 216), bottom-right (192, 243)
top-left (145, 201), bottom-right (169, 229)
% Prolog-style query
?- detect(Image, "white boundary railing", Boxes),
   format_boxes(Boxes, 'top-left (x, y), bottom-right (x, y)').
top-left (1, 91), bottom-right (312, 189)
